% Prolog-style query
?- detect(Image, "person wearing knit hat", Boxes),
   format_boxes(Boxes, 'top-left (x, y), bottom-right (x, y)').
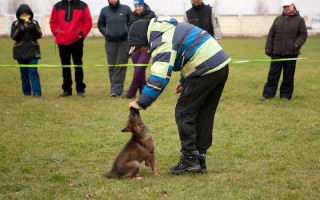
top-left (121, 1), bottom-right (156, 99)
top-left (134, 0), bottom-right (144, 6)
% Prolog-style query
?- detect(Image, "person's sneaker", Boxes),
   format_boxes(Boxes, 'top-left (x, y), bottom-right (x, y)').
top-left (198, 154), bottom-right (207, 174)
top-left (280, 97), bottom-right (289, 101)
top-left (34, 95), bottom-right (41, 98)
top-left (110, 93), bottom-right (118, 97)
top-left (257, 96), bottom-right (269, 101)
top-left (170, 151), bottom-right (201, 175)
top-left (77, 92), bottom-right (85, 97)
top-left (121, 94), bottom-right (134, 99)
top-left (60, 91), bottom-right (72, 97)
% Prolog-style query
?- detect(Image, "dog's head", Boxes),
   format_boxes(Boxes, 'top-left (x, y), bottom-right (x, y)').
top-left (121, 114), bottom-right (144, 134)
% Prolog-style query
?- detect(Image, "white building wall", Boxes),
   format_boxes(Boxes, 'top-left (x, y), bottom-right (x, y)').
top-left (0, 15), bottom-right (317, 37)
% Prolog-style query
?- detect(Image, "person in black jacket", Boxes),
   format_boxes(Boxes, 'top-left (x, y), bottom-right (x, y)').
top-left (10, 4), bottom-right (42, 97)
top-left (184, 0), bottom-right (222, 42)
top-left (98, 0), bottom-right (132, 97)
top-left (121, 0), bottom-right (156, 99)
top-left (258, 1), bottom-right (307, 101)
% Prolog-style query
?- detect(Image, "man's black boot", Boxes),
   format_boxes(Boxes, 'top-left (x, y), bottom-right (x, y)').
top-left (170, 151), bottom-right (201, 175)
top-left (198, 154), bottom-right (207, 174)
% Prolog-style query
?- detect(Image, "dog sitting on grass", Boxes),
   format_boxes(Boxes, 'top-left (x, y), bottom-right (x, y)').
top-left (103, 108), bottom-right (158, 179)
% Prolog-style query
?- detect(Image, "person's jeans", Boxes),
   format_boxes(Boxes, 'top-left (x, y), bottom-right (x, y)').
top-left (18, 58), bottom-right (42, 96)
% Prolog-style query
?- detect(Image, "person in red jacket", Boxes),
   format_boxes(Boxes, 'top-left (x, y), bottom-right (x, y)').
top-left (50, 0), bottom-right (92, 97)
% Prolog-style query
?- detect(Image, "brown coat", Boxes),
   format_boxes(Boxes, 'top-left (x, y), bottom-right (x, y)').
top-left (265, 11), bottom-right (307, 56)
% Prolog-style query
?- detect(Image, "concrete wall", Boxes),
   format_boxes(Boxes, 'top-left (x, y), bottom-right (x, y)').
top-left (0, 14), bottom-right (316, 37)
top-left (0, 15), bottom-right (5, 36)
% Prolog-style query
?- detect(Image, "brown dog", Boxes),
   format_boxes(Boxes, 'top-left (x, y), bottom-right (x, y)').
top-left (103, 109), bottom-right (157, 179)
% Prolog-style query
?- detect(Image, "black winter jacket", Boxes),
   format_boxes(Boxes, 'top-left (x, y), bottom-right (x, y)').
top-left (265, 11), bottom-right (307, 56)
top-left (10, 4), bottom-right (42, 60)
top-left (186, 3), bottom-right (214, 36)
top-left (97, 1), bottom-right (132, 42)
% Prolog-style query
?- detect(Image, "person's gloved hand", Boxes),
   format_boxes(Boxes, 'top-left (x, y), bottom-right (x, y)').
top-left (19, 24), bottom-right (26, 31)
top-left (294, 44), bottom-right (299, 51)
top-left (28, 21), bottom-right (35, 29)
top-left (265, 49), bottom-right (272, 57)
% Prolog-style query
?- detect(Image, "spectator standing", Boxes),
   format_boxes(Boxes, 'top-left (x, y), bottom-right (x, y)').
top-left (10, 4), bottom-right (42, 97)
top-left (184, 0), bottom-right (225, 101)
top-left (184, 0), bottom-right (222, 42)
top-left (128, 17), bottom-right (230, 175)
top-left (50, 0), bottom-right (92, 97)
top-left (98, 0), bottom-right (132, 97)
top-left (122, 0), bottom-right (156, 99)
top-left (258, 0), bottom-right (307, 101)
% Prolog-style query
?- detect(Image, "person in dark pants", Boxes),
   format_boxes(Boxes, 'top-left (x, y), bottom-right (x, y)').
top-left (258, 0), bottom-right (307, 101)
top-left (50, 0), bottom-right (92, 97)
top-left (10, 4), bottom-right (42, 97)
top-left (184, 0), bottom-right (225, 101)
top-left (127, 16), bottom-right (230, 175)
top-left (122, 0), bottom-right (156, 99)
top-left (98, 0), bottom-right (132, 97)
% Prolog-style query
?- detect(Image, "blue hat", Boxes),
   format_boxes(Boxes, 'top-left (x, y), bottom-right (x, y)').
top-left (134, 0), bottom-right (144, 6)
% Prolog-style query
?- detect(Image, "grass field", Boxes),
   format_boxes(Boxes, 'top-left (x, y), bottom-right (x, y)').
top-left (0, 36), bottom-right (319, 200)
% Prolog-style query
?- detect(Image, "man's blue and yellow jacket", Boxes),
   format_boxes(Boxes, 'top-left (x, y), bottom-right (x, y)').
top-left (128, 16), bottom-right (231, 110)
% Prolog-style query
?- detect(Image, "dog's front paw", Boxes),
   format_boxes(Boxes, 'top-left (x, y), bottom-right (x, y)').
top-left (132, 176), bottom-right (144, 180)
top-left (152, 173), bottom-right (160, 178)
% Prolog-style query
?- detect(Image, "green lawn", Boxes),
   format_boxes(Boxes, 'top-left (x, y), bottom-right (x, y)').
top-left (0, 36), bottom-right (319, 199)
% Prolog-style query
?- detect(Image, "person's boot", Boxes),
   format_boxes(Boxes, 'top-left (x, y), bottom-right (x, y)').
top-left (170, 151), bottom-right (200, 175)
top-left (198, 154), bottom-right (207, 174)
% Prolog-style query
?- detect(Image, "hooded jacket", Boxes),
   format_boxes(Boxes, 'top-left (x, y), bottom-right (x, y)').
top-left (128, 3), bottom-right (156, 28)
top-left (50, 0), bottom-right (92, 45)
top-left (128, 16), bottom-right (231, 109)
top-left (97, 0), bottom-right (132, 42)
top-left (10, 4), bottom-right (42, 60)
top-left (265, 10), bottom-right (307, 56)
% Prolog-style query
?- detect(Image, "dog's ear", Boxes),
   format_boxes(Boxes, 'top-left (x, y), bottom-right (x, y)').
top-left (121, 125), bottom-right (132, 132)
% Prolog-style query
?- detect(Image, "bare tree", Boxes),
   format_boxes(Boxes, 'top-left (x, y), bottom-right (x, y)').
top-left (255, 0), bottom-right (269, 15)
